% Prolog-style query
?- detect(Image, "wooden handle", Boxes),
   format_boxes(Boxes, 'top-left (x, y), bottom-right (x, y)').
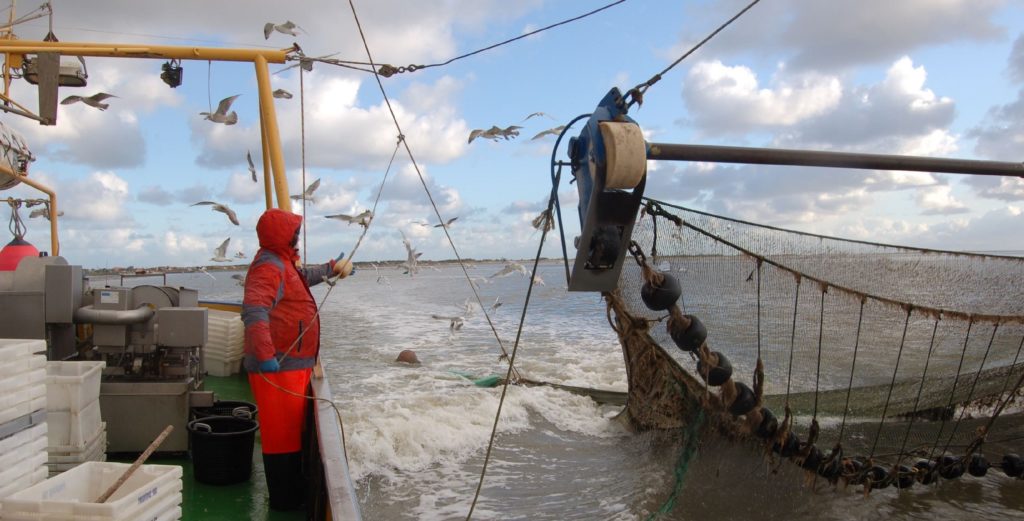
top-left (96, 424), bottom-right (174, 503)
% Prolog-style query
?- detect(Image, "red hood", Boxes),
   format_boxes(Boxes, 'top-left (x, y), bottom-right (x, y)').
top-left (256, 209), bottom-right (302, 261)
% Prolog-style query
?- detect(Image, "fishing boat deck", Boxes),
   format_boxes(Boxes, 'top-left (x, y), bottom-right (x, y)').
top-left (116, 374), bottom-right (304, 521)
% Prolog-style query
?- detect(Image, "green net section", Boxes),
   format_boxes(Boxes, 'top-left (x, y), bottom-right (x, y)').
top-left (615, 201), bottom-right (1024, 458)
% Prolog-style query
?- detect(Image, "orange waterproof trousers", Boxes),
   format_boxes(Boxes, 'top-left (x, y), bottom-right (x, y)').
top-left (248, 368), bottom-right (311, 454)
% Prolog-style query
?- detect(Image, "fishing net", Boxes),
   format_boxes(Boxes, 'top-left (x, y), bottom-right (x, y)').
top-left (609, 199), bottom-right (1024, 485)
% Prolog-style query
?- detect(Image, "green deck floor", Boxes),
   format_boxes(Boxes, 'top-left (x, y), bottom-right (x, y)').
top-left (120, 374), bottom-right (305, 521)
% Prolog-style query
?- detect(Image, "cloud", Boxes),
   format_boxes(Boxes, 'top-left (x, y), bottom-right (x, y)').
top-left (676, 0), bottom-right (1005, 71)
top-left (969, 88), bottom-right (1024, 161)
top-left (681, 61), bottom-right (842, 134)
top-left (916, 184), bottom-right (969, 215)
top-left (1009, 34), bottom-right (1024, 84)
top-left (138, 185), bottom-right (174, 206)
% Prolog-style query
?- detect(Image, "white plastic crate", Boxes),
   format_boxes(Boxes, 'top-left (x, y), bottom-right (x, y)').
top-left (45, 361), bottom-right (104, 412)
top-left (203, 354), bottom-right (242, 377)
top-left (0, 434), bottom-right (47, 470)
top-left (0, 353), bottom-right (45, 379)
top-left (2, 461), bottom-right (183, 521)
top-left (0, 451), bottom-right (47, 486)
top-left (47, 424), bottom-right (105, 464)
top-left (0, 367), bottom-right (46, 396)
top-left (46, 398), bottom-right (101, 448)
top-left (0, 422), bottom-right (47, 455)
top-left (0, 341), bottom-right (45, 378)
top-left (0, 466), bottom-right (47, 502)
top-left (0, 383), bottom-right (46, 426)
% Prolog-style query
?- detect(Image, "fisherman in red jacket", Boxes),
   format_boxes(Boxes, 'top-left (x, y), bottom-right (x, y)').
top-left (242, 208), bottom-right (352, 511)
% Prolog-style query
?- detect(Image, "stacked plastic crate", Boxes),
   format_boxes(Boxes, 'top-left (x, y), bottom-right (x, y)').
top-left (204, 309), bottom-right (244, 376)
top-left (2, 461), bottom-right (183, 521)
top-left (45, 360), bottom-right (106, 476)
top-left (0, 339), bottom-right (49, 506)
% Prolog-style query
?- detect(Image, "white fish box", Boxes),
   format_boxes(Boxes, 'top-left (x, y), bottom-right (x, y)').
top-left (203, 354), bottom-right (242, 377)
top-left (0, 352), bottom-right (45, 379)
top-left (0, 421), bottom-right (47, 457)
top-left (0, 432), bottom-right (47, 471)
top-left (45, 361), bottom-right (104, 413)
top-left (0, 340), bottom-right (46, 372)
top-left (47, 423), bottom-right (105, 464)
top-left (0, 467), bottom-right (47, 503)
top-left (46, 398), bottom-right (101, 449)
top-left (0, 451), bottom-right (48, 488)
top-left (0, 379), bottom-right (46, 426)
top-left (1, 461), bottom-right (183, 521)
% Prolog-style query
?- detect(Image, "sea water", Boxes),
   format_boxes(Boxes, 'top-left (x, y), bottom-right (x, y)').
top-left (97, 264), bottom-right (1024, 520)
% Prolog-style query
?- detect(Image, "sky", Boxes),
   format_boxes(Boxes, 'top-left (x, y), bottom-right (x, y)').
top-left (2, 0), bottom-right (1024, 269)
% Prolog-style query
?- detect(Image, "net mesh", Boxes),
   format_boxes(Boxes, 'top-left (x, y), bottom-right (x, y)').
top-left (613, 200), bottom-right (1024, 463)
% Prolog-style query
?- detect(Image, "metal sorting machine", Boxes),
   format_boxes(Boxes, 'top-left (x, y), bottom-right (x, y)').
top-left (0, 255), bottom-right (212, 454)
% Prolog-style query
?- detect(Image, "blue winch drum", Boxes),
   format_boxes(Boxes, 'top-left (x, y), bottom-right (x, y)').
top-left (188, 415), bottom-right (259, 485)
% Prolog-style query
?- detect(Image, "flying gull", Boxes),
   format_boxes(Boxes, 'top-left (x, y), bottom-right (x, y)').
top-left (290, 178), bottom-right (320, 203)
top-left (433, 217), bottom-right (458, 229)
top-left (325, 209), bottom-right (373, 228)
top-left (200, 94), bottom-right (240, 125)
top-left (191, 201), bottom-right (240, 226)
top-left (231, 273), bottom-right (246, 286)
top-left (246, 150), bottom-right (257, 182)
top-left (264, 20), bottom-right (304, 39)
top-left (272, 89), bottom-right (293, 99)
top-left (522, 112), bottom-right (556, 122)
top-left (489, 262), bottom-right (528, 279)
top-left (531, 125), bottom-right (566, 140)
top-left (210, 238), bottom-right (232, 262)
top-left (60, 92), bottom-right (117, 110)
top-left (399, 230), bottom-right (421, 276)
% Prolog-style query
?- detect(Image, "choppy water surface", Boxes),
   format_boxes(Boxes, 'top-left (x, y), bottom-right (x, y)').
top-left (98, 264), bottom-right (1024, 520)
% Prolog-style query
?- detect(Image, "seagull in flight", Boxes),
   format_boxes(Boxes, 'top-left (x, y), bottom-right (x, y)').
top-left (489, 297), bottom-right (502, 312)
top-left (433, 217), bottom-right (458, 229)
top-left (370, 263), bottom-right (391, 286)
top-left (431, 314), bottom-right (464, 331)
top-left (531, 125), bottom-right (566, 140)
top-left (210, 238), bottom-right (232, 262)
top-left (60, 92), bottom-right (117, 110)
top-left (489, 262), bottom-right (528, 279)
top-left (468, 126), bottom-right (502, 144)
top-left (325, 209), bottom-right (373, 228)
top-left (290, 178), bottom-right (320, 203)
top-left (235, 251), bottom-right (247, 259)
top-left (28, 207), bottom-right (63, 220)
top-left (272, 88), bottom-right (293, 99)
top-left (264, 20), bottom-right (304, 39)
top-left (191, 201), bottom-right (240, 226)
top-left (198, 267), bottom-right (217, 281)
top-left (231, 273), bottom-right (246, 286)
top-left (246, 150), bottom-right (258, 182)
top-left (522, 112), bottom-right (556, 122)
top-left (399, 230), bottom-right (421, 276)
top-left (200, 94), bottom-right (240, 125)
top-left (532, 274), bottom-right (546, 286)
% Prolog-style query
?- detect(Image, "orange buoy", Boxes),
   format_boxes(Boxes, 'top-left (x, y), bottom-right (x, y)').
top-left (0, 237), bottom-right (39, 271)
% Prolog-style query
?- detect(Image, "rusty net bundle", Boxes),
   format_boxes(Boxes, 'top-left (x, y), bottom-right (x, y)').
top-left (612, 200), bottom-right (1024, 483)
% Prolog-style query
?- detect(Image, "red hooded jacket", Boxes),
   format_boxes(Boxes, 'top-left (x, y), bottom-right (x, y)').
top-left (241, 209), bottom-right (334, 372)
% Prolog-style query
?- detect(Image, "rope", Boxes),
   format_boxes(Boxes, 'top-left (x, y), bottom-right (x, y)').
top-left (941, 323), bottom-right (999, 456)
top-left (6, 197), bottom-right (26, 238)
top-left (623, 0), bottom-right (761, 109)
top-left (344, 0), bottom-right (521, 377)
top-left (869, 305), bottom-right (912, 458)
top-left (812, 283), bottom-right (826, 421)
top-left (784, 274), bottom-right (801, 405)
top-left (363, 1), bottom-right (628, 77)
top-left (467, 180), bottom-right (560, 520)
top-left (895, 316), bottom-right (941, 468)
top-left (837, 297), bottom-right (866, 444)
top-left (926, 319), bottom-right (975, 461)
top-left (300, 67), bottom-right (307, 263)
